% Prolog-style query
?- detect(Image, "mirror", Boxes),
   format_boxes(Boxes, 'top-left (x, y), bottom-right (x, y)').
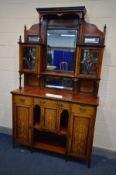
top-left (45, 76), bottom-right (73, 90)
top-left (46, 29), bottom-right (77, 72)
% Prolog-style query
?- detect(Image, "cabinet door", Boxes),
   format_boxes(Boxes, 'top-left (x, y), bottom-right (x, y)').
top-left (78, 48), bottom-right (102, 78)
top-left (19, 45), bottom-right (40, 73)
top-left (43, 100), bottom-right (58, 132)
top-left (69, 104), bottom-right (96, 159)
top-left (13, 95), bottom-right (33, 146)
top-left (70, 115), bottom-right (92, 157)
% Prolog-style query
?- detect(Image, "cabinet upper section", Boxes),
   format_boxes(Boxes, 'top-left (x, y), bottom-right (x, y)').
top-left (18, 6), bottom-right (106, 95)
top-left (19, 6), bottom-right (106, 74)
top-left (22, 6), bottom-right (105, 46)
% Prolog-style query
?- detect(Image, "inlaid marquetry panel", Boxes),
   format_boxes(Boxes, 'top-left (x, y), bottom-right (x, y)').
top-left (44, 108), bottom-right (57, 132)
top-left (15, 106), bottom-right (30, 145)
top-left (71, 115), bottom-right (90, 156)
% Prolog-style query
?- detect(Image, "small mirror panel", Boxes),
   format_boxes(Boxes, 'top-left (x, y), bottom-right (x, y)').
top-left (45, 76), bottom-right (73, 90)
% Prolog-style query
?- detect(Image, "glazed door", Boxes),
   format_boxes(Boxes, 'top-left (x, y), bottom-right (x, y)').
top-left (13, 95), bottom-right (33, 146)
top-left (77, 48), bottom-right (102, 78)
top-left (19, 45), bottom-right (40, 73)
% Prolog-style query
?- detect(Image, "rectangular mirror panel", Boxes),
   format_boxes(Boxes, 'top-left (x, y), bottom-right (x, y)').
top-left (46, 29), bottom-right (77, 72)
top-left (45, 76), bottom-right (73, 90)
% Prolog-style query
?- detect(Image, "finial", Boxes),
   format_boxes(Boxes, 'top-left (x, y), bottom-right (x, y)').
top-left (19, 35), bottom-right (22, 43)
top-left (103, 24), bottom-right (106, 44)
top-left (24, 25), bottom-right (27, 32)
top-left (104, 24), bottom-right (106, 36)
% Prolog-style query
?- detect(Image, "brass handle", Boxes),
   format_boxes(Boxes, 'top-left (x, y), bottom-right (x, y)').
top-left (19, 98), bottom-right (25, 102)
top-left (58, 103), bottom-right (63, 108)
top-left (79, 108), bottom-right (86, 113)
top-left (40, 99), bottom-right (46, 104)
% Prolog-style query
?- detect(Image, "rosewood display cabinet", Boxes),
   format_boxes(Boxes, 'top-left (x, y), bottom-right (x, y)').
top-left (11, 6), bottom-right (106, 167)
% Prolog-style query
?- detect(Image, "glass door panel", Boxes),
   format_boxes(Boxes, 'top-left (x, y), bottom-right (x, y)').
top-left (22, 46), bottom-right (36, 71)
top-left (80, 49), bottom-right (98, 76)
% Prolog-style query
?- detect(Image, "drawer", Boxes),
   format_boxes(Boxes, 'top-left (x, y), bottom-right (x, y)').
top-left (14, 95), bottom-right (32, 105)
top-left (34, 98), bottom-right (57, 108)
top-left (72, 103), bottom-right (95, 116)
top-left (45, 99), bottom-right (57, 108)
top-left (58, 101), bottom-right (70, 109)
top-left (34, 98), bottom-right (46, 105)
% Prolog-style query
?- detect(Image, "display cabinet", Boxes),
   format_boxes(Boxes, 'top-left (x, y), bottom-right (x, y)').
top-left (11, 6), bottom-right (106, 167)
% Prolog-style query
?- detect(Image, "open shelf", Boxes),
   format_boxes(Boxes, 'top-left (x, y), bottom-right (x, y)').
top-left (33, 142), bottom-right (66, 154)
top-left (59, 128), bottom-right (68, 135)
top-left (33, 130), bottom-right (67, 154)
top-left (33, 105), bottom-right (41, 124)
top-left (40, 71), bottom-right (75, 78)
top-left (34, 123), bottom-right (41, 129)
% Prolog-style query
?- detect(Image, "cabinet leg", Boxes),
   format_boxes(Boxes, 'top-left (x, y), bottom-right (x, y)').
top-left (12, 139), bottom-right (16, 149)
top-left (64, 150), bottom-right (68, 162)
top-left (87, 159), bottom-right (91, 168)
top-left (65, 155), bottom-right (68, 162)
top-left (12, 144), bottom-right (15, 149)
top-left (30, 147), bottom-right (34, 153)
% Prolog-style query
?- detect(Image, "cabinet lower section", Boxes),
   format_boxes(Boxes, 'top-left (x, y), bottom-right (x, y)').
top-left (12, 90), bottom-right (97, 167)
